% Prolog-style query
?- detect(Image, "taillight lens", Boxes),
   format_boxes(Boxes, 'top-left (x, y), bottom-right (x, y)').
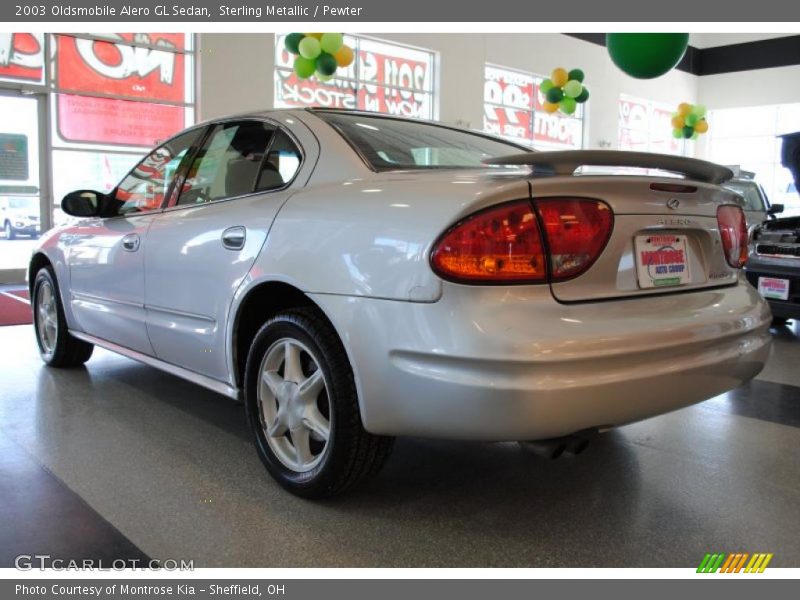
top-left (536, 199), bottom-right (614, 280)
top-left (430, 200), bottom-right (546, 283)
top-left (717, 204), bottom-right (748, 268)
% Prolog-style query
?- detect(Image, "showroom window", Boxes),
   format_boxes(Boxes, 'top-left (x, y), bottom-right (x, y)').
top-left (618, 95), bottom-right (685, 156)
top-left (0, 32), bottom-right (195, 274)
top-left (483, 64), bottom-right (584, 151)
top-left (707, 103), bottom-right (800, 215)
top-left (274, 34), bottom-right (437, 120)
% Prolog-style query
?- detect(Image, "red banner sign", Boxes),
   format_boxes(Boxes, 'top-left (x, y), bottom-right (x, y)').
top-left (55, 33), bottom-right (188, 147)
top-left (0, 33), bottom-right (44, 83)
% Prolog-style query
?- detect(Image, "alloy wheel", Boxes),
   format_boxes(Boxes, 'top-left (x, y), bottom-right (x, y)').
top-left (36, 280), bottom-right (58, 355)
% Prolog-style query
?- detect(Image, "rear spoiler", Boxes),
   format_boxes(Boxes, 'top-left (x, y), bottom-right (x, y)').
top-left (484, 150), bottom-right (734, 185)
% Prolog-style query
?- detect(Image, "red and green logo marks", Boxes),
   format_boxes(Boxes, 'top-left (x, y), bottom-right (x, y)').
top-left (697, 553), bottom-right (773, 573)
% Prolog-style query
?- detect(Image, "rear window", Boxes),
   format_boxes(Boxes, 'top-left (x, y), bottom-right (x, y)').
top-left (724, 181), bottom-right (767, 212)
top-left (316, 111), bottom-right (526, 171)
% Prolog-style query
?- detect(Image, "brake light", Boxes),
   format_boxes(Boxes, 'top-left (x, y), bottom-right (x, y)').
top-left (430, 200), bottom-right (546, 283)
top-left (717, 204), bottom-right (748, 268)
top-left (536, 199), bottom-right (614, 280)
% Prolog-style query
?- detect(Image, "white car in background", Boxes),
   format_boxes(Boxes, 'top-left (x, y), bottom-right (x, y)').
top-left (28, 109), bottom-right (771, 497)
top-left (0, 190), bottom-right (40, 239)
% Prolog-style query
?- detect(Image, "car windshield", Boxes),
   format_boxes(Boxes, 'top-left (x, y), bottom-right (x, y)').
top-left (316, 111), bottom-right (527, 171)
top-left (724, 181), bottom-right (766, 212)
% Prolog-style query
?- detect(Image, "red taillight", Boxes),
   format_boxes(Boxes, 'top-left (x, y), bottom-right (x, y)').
top-left (536, 198), bottom-right (614, 280)
top-left (430, 198), bottom-right (613, 284)
top-left (430, 200), bottom-right (546, 283)
top-left (717, 204), bottom-right (748, 268)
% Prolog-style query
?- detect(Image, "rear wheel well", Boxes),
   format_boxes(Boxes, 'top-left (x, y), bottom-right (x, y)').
top-left (28, 253), bottom-right (52, 295)
top-left (233, 282), bottom-right (320, 389)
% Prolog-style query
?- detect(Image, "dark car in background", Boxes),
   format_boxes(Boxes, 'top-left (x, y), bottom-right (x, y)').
top-left (745, 132), bottom-right (800, 323)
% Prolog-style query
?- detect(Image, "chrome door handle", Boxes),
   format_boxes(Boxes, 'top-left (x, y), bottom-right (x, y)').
top-left (121, 233), bottom-right (140, 252)
top-left (221, 226), bottom-right (246, 250)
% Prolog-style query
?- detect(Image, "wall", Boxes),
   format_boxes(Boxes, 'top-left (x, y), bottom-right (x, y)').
top-left (198, 32), bottom-right (699, 152)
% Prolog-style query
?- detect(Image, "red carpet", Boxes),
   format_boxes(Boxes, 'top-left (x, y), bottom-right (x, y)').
top-left (0, 289), bottom-right (32, 326)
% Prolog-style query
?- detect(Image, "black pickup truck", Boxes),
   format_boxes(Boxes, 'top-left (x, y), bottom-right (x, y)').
top-left (745, 132), bottom-right (800, 322)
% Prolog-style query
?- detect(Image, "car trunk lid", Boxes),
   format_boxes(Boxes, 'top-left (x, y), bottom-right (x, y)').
top-left (485, 150), bottom-right (743, 302)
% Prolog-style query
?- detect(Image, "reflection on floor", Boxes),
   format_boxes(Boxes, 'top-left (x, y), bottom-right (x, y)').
top-left (0, 321), bottom-right (799, 567)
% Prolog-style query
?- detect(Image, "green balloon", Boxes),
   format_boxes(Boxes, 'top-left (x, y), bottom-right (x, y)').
top-left (315, 52), bottom-right (338, 77)
top-left (692, 104), bottom-right (707, 118)
top-left (575, 88), bottom-right (590, 103)
top-left (320, 32), bottom-right (344, 55)
top-left (564, 80), bottom-right (583, 98)
top-left (293, 56), bottom-right (316, 79)
top-left (560, 96), bottom-right (577, 115)
top-left (285, 33), bottom-right (304, 55)
top-left (567, 68), bottom-right (585, 83)
top-left (546, 87), bottom-right (564, 103)
top-left (672, 128), bottom-right (683, 139)
top-left (298, 36), bottom-right (322, 60)
top-left (540, 79), bottom-right (554, 94)
top-left (606, 33), bottom-right (689, 79)
top-left (691, 132), bottom-right (699, 140)
top-left (685, 113), bottom-right (698, 127)
top-left (683, 125), bottom-right (695, 139)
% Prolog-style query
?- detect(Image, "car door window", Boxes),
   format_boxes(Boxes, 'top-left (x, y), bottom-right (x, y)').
top-left (110, 129), bottom-right (203, 217)
top-left (256, 129), bottom-right (302, 191)
top-left (177, 121), bottom-right (276, 206)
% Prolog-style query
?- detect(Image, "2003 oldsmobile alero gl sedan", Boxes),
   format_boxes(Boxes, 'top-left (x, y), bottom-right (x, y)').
top-left (29, 109), bottom-right (772, 497)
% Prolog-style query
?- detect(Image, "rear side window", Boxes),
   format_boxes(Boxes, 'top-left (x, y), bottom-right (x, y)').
top-left (177, 121), bottom-right (276, 206)
top-left (256, 130), bottom-right (302, 191)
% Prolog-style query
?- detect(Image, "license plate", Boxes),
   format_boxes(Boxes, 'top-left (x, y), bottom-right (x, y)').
top-left (634, 234), bottom-right (691, 289)
top-left (758, 277), bottom-right (790, 300)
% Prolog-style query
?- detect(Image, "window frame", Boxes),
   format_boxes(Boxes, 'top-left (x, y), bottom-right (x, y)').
top-left (161, 117), bottom-right (306, 213)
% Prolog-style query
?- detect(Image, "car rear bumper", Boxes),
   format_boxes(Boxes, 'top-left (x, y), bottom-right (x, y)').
top-left (312, 278), bottom-right (772, 441)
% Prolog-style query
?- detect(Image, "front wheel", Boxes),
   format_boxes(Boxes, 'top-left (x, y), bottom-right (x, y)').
top-left (4, 221), bottom-right (15, 240)
top-left (32, 267), bottom-right (94, 367)
top-left (244, 308), bottom-right (393, 498)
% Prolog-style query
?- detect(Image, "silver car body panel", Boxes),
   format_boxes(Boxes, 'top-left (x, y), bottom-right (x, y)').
top-left (29, 108), bottom-right (773, 440)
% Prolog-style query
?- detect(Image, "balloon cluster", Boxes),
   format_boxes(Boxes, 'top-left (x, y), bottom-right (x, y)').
top-left (284, 33), bottom-right (355, 81)
top-left (671, 102), bottom-right (709, 140)
top-left (540, 68), bottom-right (589, 116)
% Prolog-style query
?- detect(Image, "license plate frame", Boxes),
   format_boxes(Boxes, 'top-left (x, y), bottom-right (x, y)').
top-left (757, 277), bottom-right (790, 301)
top-left (634, 234), bottom-right (691, 289)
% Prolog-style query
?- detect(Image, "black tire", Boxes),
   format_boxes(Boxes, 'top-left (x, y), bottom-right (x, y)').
top-left (772, 316), bottom-right (789, 326)
top-left (244, 307), bottom-right (393, 498)
top-left (4, 221), bottom-right (15, 240)
top-left (32, 266), bottom-right (94, 367)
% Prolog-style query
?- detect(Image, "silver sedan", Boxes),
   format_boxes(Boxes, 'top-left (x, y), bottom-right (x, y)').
top-left (29, 109), bottom-right (771, 497)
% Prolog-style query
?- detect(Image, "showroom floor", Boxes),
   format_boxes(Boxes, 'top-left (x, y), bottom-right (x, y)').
top-left (1, 321), bottom-right (799, 568)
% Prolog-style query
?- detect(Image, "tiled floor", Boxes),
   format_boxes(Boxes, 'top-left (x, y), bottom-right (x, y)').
top-left (1, 321), bottom-right (799, 567)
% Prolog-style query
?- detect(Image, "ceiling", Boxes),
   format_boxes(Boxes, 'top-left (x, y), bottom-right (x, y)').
top-left (689, 33), bottom-right (791, 49)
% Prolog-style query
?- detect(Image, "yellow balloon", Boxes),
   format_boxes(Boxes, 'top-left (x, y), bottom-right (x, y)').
top-left (543, 101), bottom-right (560, 114)
top-left (334, 44), bottom-right (355, 67)
top-left (551, 68), bottom-right (569, 88)
top-left (678, 102), bottom-right (692, 117)
top-left (671, 115), bottom-right (685, 129)
top-left (305, 33), bottom-right (324, 40)
top-left (694, 119), bottom-right (709, 133)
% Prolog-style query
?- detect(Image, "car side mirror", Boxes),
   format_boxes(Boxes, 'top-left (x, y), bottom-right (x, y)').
top-left (767, 203), bottom-right (785, 216)
top-left (61, 190), bottom-right (104, 217)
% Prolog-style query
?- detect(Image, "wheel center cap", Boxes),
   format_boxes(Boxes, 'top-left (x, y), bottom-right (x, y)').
top-left (278, 382), bottom-right (304, 428)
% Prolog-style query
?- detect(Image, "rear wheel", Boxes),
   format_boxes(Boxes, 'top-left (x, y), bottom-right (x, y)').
top-left (32, 267), bottom-right (94, 367)
top-left (244, 307), bottom-right (393, 498)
